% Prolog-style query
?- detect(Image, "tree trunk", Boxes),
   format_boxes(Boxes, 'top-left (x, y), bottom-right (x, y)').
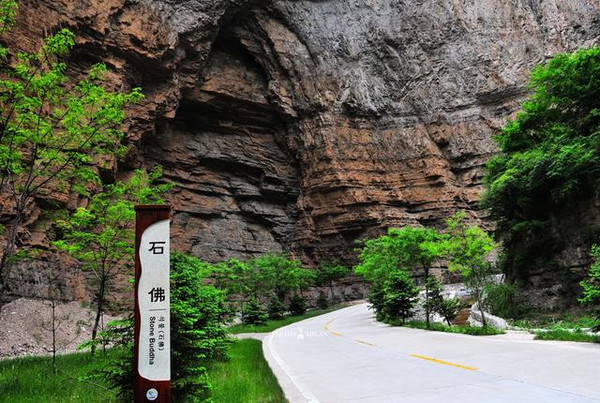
top-left (423, 266), bottom-right (430, 329)
top-left (476, 288), bottom-right (488, 327)
top-left (90, 277), bottom-right (107, 356)
top-left (51, 301), bottom-right (57, 372)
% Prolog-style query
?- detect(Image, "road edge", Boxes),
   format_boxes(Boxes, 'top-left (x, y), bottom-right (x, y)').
top-left (263, 329), bottom-right (319, 403)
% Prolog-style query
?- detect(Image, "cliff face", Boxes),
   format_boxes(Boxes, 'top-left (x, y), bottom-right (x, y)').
top-left (2, 0), bottom-right (600, 301)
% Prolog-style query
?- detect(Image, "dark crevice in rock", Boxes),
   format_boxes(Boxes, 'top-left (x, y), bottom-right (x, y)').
top-left (143, 10), bottom-right (301, 261)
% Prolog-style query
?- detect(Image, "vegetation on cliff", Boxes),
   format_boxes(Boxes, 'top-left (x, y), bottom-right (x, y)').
top-left (482, 47), bottom-right (600, 282)
top-left (482, 47), bottom-right (600, 326)
top-left (0, 0), bottom-right (143, 299)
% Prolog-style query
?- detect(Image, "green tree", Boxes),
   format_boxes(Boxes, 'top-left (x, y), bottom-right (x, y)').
top-left (251, 253), bottom-right (315, 302)
top-left (54, 167), bottom-right (169, 354)
top-left (366, 281), bottom-right (386, 315)
top-left (0, 2), bottom-right (143, 296)
top-left (170, 252), bottom-right (230, 402)
top-left (443, 212), bottom-right (496, 327)
top-left (394, 227), bottom-right (444, 328)
top-left (288, 294), bottom-right (307, 316)
top-left (242, 297), bottom-right (268, 325)
top-left (482, 47), bottom-right (600, 281)
top-left (316, 291), bottom-right (329, 309)
top-left (355, 230), bottom-right (407, 315)
top-left (354, 227), bottom-right (443, 327)
top-left (210, 258), bottom-right (256, 300)
top-left (382, 270), bottom-right (419, 324)
top-left (316, 261), bottom-right (348, 302)
top-left (267, 294), bottom-right (286, 320)
top-left (354, 229), bottom-right (405, 285)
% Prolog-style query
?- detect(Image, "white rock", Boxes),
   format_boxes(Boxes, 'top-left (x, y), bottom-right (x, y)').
top-left (469, 303), bottom-right (509, 330)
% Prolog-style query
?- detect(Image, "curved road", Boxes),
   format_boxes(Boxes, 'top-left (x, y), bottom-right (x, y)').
top-left (263, 303), bottom-right (600, 403)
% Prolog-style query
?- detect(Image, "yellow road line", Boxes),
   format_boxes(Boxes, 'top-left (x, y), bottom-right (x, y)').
top-left (410, 354), bottom-right (478, 371)
top-left (356, 339), bottom-right (376, 347)
top-left (331, 331), bottom-right (343, 336)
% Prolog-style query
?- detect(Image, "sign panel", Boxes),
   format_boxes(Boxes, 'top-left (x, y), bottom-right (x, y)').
top-left (134, 205), bottom-right (171, 403)
top-left (138, 219), bottom-right (170, 380)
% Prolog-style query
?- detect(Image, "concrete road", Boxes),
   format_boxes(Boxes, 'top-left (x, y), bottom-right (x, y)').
top-left (263, 303), bottom-right (600, 403)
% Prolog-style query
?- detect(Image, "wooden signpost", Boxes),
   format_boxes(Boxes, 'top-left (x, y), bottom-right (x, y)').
top-left (134, 205), bottom-right (172, 403)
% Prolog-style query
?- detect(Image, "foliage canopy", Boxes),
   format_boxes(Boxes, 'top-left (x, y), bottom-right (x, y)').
top-left (482, 47), bottom-right (600, 279)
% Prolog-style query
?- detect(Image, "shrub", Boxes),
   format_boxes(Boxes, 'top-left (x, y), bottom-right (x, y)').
top-left (484, 282), bottom-right (527, 319)
top-left (437, 298), bottom-right (463, 325)
top-left (381, 270), bottom-right (419, 323)
top-left (425, 276), bottom-right (462, 325)
top-left (170, 252), bottom-right (230, 401)
top-left (317, 291), bottom-right (330, 309)
top-left (367, 281), bottom-right (386, 316)
top-left (288, 294), bottom-right (307, 316)
top-left (81, 318), bottom-right (134, 401)
top-left (580, 244), bottom-right (600, 331)
top-left (267, 294), bottom-right (286, 320)
top-left (242, 298), bottom-right (268, 325)
top-left (86, 252), bottom-right (230, 401)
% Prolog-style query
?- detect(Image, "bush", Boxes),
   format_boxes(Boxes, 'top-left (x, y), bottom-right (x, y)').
top-left (437, 298), bottom-right (463, 325)
top-left (242, 298), bottom-right (268, 325)
top-left (288, 294), bottom-right (307, 316)
top-left (381, 270), bottom-right (419, 323)
top-left (424, 276), bottom-right (463, 325)
top-left (316, 291), bottom-right (329, 309)
top-left (81, 318), bottom-right (134, 401)
top-left (267, 295), bottom-right (286, 321)
top-left (581, 244), bottom-right (600, 331)
top-left (367, 281), bottom-right (386, 316)
top-left (87, 252), bottom-right (230, 401)
top-left (484, 283), bottom-right (527, 319)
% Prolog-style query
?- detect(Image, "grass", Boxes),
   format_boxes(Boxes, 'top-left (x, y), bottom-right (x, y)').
top-left (229, 303), bottom-right (349, 334)
top-left (0, 350), bottom-right (118, 403)
top-left (208, 339), bottom-right (285, 403)
top-left (389, 320), bottom-right (505, 336)
top-left (1, 341), bottom-right (287, 403)
top-left (534, 328), bottom-right (600, 343)
top-left (509, 314), bottom-right (598, 330)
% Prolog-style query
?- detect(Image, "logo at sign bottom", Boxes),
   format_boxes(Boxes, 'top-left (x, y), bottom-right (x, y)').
top-left (146, 388), bottom-right (158, 401)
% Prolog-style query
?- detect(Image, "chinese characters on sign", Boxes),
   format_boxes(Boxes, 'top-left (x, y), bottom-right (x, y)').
top-left (149, 241), bottom-right (166, 255)
top-left (138, 219), bottom-right (170, 382)
top-left (148, 287), bottom-right (166, 303)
